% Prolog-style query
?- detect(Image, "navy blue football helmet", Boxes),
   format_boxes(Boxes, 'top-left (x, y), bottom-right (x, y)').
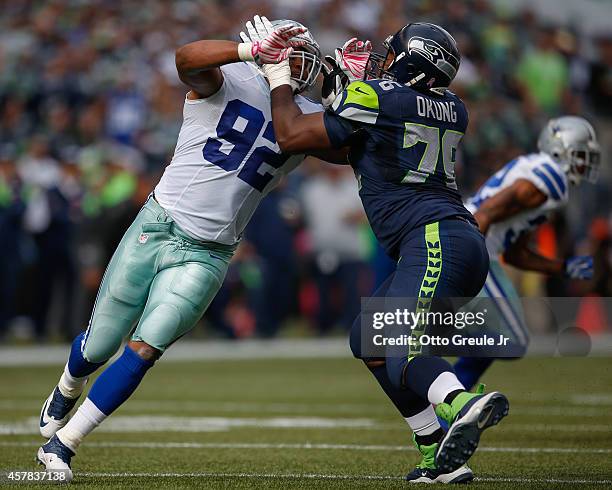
top-left (364, 23), bottom-right (461, 94)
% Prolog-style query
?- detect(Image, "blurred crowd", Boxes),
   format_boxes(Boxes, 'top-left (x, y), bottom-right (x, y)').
top-left (1, 0), bottom-right (611, 342)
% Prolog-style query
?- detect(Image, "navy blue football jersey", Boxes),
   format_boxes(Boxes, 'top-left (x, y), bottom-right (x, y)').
top-left (323, 79), bottom-right (475, 259)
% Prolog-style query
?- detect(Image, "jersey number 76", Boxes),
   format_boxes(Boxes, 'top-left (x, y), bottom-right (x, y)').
top-left (402, 123), bottom-right (463, 189)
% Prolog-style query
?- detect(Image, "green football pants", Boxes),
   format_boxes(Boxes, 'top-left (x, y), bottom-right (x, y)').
top-left (82, 196), bottom-right (235, 363)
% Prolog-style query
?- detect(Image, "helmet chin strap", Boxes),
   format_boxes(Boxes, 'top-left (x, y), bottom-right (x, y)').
top-left (404, 72), bottom-right (446, 94)
top-left (405, 72), bottom-right (426, 87)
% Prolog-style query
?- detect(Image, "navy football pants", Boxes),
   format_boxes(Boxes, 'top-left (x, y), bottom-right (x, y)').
top-left (350, 218), bottom-right (489, 402)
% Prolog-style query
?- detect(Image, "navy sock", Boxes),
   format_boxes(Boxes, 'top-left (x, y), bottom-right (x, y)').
top-left (368, 363), bottom-right (429, 417)
top-left (67, 332), bottom-right (106, 378)
top-left (87, 346), bottom-right (154, 416)
top-left (414, 428), bottom-right (444, 446)
top-left (444, 389), bottom-right (464, 405)
top-left (453, 357), bottom-right (494, 391)
top-left (398, 355), bottom-right (457, 400)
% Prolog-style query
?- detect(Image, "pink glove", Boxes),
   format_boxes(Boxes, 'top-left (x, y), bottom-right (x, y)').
top-left (239, 15), bottom-right (307, 65)
top-left (335, 37), bottom-right (372, 81)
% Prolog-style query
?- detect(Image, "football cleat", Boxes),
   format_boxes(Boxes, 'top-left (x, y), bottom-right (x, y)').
top-left (406, 435), bottom-right (473, 484)
top-left (406, 464), bottom-right (474, 484)
top-left (435, 389), bottom-right (509, 473)
top-left (36, 435), bottom-right (74, 483)
top-left (39, 387), bottom-right (80, 439)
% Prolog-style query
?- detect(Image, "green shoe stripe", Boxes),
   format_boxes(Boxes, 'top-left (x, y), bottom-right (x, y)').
top-left (409, 221), bottom-right (442, 359)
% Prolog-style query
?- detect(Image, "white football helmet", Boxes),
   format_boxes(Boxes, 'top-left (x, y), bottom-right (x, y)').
top-left (270, 19), bottom-right (322, 93)
top-left (538, 116), bottom-right (601, 185)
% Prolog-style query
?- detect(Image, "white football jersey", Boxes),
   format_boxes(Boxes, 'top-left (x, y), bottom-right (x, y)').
top-left (465, 153), bottom-right (569, 258)
top-left (155, 62), bottom-right (321, 244)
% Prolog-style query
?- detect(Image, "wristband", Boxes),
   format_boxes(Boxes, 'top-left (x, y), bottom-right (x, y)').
top-left (237, 42), bottom-right (255, 62)
top-left (263, 60), bottom-right (292, 91)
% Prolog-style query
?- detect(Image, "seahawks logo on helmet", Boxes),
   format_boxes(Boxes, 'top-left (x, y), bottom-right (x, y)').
top-left (407, 36), bottom-right (458, 80)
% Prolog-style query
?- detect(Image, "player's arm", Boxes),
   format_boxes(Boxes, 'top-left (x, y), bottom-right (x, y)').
top-left (269, 40), bottom-right (372, 154)
top-left (504, 231), bottom-right (594, 279)
top-left (176, 21), bottom-right (306, 99)
top-left (307, 148), bottom-right (350, 164)
top-left (502, 231), bottom-right (563, 275)
top-left (270, 77), bottom-right (374, 155)
top-left (175, 40), bottom-right (241, 98)
top-left (474, 179), bottom-right (547, 235)
top-left (268, 86), bottom-right (348, 161)
top-left (271, 86), bottom-right (335, 152)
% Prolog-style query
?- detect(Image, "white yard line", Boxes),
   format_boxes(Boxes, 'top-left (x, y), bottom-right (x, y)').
top-left (0, 399), bottom-right (393, 414)
top-left (1, 399), bottom-right (609, 417)
top-left (2, 413), bottom-right (612, 435)
top-left (1, 335), bottom-right (612, 366)
top-left (1, 440), bottom-right (610, 455)
top-left (0, 339), bottom-right (350, 366)
top-left (5, 471), bottom-right (605, 485)
top-left (0, 416), bottom-right (381, 435)
top-left (2, 414), bottom-right (612, 435)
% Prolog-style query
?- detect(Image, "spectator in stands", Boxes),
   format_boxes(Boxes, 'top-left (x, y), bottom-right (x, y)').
top-left (0, 146), bottom-right (26, 341)
top-left (515, 26), bottom-right (570, 114)
top-left (246, 183), bottom-right (302, 338)
top-left (301, 164), bottom-right (369, 333)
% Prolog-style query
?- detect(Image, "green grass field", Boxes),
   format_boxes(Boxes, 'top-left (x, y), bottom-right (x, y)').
top-left (1, 355), bottom-right (611, 488)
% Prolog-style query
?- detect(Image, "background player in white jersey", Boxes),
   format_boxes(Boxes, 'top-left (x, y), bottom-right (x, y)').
top-left (34, 19), bottom-right (353, 480)
top-left (452, 116), bottom-right (601, 391)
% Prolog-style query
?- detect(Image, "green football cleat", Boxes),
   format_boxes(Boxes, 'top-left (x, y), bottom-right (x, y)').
top-left (405, 435), bottom-right (474, 484)
top-left (434, 385), bottom-right (509, 473)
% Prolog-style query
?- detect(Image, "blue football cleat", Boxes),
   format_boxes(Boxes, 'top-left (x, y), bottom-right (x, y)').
top-left (36, 435), bottom-right (74, 482)
top-left (40, 387), bottom-right (80, 439)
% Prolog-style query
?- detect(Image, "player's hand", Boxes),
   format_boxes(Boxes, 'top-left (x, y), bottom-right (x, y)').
top-left (239, 15), bottom-right (306, 65)
top-left (335, 37), bottom-right (372, 81)
top-left (321, 58), bottom-right (349, 108)
top-left (564, 256), bottom-right (594, 280)
top-left (321, 37), bottom-right (372, 108)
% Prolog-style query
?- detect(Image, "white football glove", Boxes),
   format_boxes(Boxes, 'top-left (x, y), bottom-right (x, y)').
top-left (238, 15), bottom-right (306, 66)
top-left (321, 37), bottom-right (372, 108)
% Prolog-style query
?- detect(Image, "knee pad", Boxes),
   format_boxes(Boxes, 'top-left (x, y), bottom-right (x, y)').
top-left (83, 314), bottom-right (123, 363)
top-left (134, 303), bottom-right (183, 352)
top-left (82, 324), bottom-right (123, 364)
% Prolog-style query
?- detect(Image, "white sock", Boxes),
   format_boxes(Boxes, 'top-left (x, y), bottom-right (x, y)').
top-left (427, 371), bottom-right (465, 405)
top-left (56, 398), bottom-right (106, 452)
top-left (58, 364), bottom-right (88, 399)
top-left (405, 404), bottom-right (440, 435)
